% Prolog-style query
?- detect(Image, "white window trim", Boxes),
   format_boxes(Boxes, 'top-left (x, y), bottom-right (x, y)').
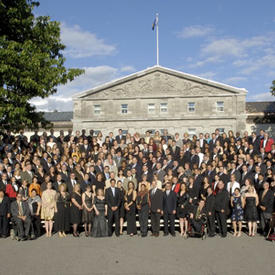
top-left (148, 103), bottom-right (156, 114)
top-left (94, 104), bottom-right (101, 115)
top-left (160, 103), bottom-right (168, 113)
top-left (216, 101), bottom-right (224, 112)
top-left (188, 102), bottom-right (195, 113)
top-left (121, 104), bottom-right (128, 114)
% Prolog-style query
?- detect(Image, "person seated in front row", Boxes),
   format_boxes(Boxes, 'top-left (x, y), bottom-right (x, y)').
top-left (11, 193), bottom-right (31, 241)
top-left (188, 200), bottom-right (207, 234)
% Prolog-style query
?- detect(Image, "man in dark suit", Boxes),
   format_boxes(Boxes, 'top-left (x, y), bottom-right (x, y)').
top-left (60, 164), bottom-right (70, 183)
top-left (67, 173), bottom-right (78, 194)
top-left (105, 179), bottom-right (121, 237)
top-left (229, 162), bottom-right (241, 183)
top-left (149, 180), bottom-right (163, 237)
top-left (11, 193), bottom-right (31, 241)
top-left (259, 182), bottom-right (274, 236)
top-left (190, 148), bottom-right (200, 169)
top-left (52, 174), bottom-right (63, 192)
top-left (115, 129), bottom-right (126, 144)
top-left (205, 187), bottom-right (216, 237)
top-left (214, 181), bottom-right (229, 238)
top-left (249, 132), bottom-right (260, 154)
top-left (162, 182), bottom-right (177, 236)
top-left (0, 190), bottom-right (10, 238)
top-left (240, 165), bottom-right (253, 186)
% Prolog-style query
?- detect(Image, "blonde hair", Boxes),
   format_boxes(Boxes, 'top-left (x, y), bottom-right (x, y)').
top-left (73, 183), bottom-right (80, 192)
top-left (58, 183), bottom-right (67, 192)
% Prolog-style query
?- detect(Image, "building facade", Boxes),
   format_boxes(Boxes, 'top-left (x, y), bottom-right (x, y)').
top-left (72, 66), bottom-right (247, 136)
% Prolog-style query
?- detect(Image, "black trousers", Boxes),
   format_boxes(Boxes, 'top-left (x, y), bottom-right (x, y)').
top-left (139, 206), bottom-right (149, 236)
top-left (150, 212), bottom-right (161, 234)
top-left (107, 209), bottom-right (120, 236)
top-left (215, 211), bottom-right (227, 237)
top-left (0, 215), bottom-right (9, 236)
top-left (207, 214), bottom-right (215, 235)
top-left (14, 217), bottom-right (31, 238)
top-left (31, 215), bottom-right (41, 237)
top-left (163, 212), bottom-right (175, 235)
top-left (190, 219), bottom-right (203, 233)
top-left (260, 212), bottom-right (272, 235)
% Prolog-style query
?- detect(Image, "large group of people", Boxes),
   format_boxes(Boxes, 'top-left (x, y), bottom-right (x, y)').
top-left (0, 127), bottom-right (274, 241)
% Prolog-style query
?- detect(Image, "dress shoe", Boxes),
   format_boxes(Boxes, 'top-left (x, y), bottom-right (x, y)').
top-left (163, 233), bottom-right (169, 237)
top-left (171, 233), bottom-right (176, 237)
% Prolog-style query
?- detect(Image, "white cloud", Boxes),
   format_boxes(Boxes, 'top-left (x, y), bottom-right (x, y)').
top-left (61, 23), bottom-right (116, 58)
top-left (120, 66), bottom-right (136, 73)
top-left (239, 54), bottom-right (275, 75)
top-left (202, 38), bottom-right (244, 57)
top-left (197, 71), bottom-right (216, 79)
top-left (177, 25), bottom-right (214, 38)
top-left (189, 56), bottom-right (222, 68)
top-left (247, 92), bottom-right (275, 102)
top-left (201, 35), bottom-right (272, 58)
top-left (31, 65), bottom-right (119, 111)
top-left (224, 76), bottom-right (247, 84)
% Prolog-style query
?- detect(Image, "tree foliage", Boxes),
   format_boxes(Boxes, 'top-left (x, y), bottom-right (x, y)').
top-left (271, 80), bottom-right (275, 97)
top-left (0, 0), bottom-right (84, 131)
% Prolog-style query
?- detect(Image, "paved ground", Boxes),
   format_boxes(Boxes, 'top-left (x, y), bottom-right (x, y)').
top-left (0, 232), bottom-right (274, 275)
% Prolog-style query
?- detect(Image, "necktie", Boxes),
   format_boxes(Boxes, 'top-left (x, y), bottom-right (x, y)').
top-left (18, 202), bottom-right (23, 216)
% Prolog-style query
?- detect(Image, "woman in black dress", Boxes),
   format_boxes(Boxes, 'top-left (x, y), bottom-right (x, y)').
top-left (71, 184), bottom-right (83, 237)
top-left (244, 186), bottom-right (259, 237)
top-left (124, 181), bottom-right (137, 236)
top-left (200, 177), bottom-right (211, 201)
top-left (117, 180), bottom-right (125, 235)
top-left (136, 183), bottom-right (150, 237)
top-left (92, 173), bottom-right (105, 193)
top-left (55, 183), bottom-right (71, 237)
top-left (177, 183), bottom-right (190, 237)
top-left (82, 184), bottom-right (94, 237)
top-left (92, 188), bottom-right (108, 237)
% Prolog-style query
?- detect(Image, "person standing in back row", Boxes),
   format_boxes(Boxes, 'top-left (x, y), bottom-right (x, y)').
top-left (105, 179), bottom-right (121, 237)
top-left (150, 180), bottom-right (163, 237)
top-left (162, 182), bottom-right (177, 237)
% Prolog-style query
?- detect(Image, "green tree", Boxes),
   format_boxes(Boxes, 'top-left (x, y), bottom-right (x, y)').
top-left (271, 80), bottom-right (275, 96)
top-left (0, 0), bottom-right (84, 131)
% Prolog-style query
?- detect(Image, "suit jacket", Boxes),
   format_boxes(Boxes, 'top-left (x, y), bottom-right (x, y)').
top-left (260, 138), bottom-right (274, 153)
top-left (0, 196), bottom-right (10, 216)
top-left (11, 200), bottom-right (30, 218)
top-left (259, 189), bottom-right (274, 214)
top-left (205, 194), bottom-right (215, 215)
top-left (150, 189), bottom-right (163, 212)
top-left (163, 191), bottom-right (177, 214)
top-left (214, 189), bottom-right (230, 213)
top-left (105, 187), bottom-right (122, 209)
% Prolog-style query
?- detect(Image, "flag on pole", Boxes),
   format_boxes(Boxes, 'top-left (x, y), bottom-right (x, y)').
top-left (152, 15), bottom-right (158, 30)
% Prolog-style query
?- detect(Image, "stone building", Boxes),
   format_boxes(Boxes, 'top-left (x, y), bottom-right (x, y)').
top-left (72, 65), bottom-right (247, 136)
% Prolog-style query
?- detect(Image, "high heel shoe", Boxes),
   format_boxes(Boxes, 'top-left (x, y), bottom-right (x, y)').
top-left (73, 232), bottom-right (78, 238)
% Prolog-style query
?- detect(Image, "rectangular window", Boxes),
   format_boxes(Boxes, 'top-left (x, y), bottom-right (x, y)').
top-left (148, 103), bottom-right (155, 114)
top-left (122, 130), bottom-right (128, 135)
top-left (217, 128), bottom-right (225, 133)
top-left (188, 102), bottom-right (195, 112)
top-left (94, 104), bottom-right (101, 115)
top-left (188, 128), bottom-right (196, 136)
top-left (216, 101), bottom-right (224, 112)
top-left (121, 104), bottom-right (128, 114)
top-left (160, 103), bottom-right (168, 113)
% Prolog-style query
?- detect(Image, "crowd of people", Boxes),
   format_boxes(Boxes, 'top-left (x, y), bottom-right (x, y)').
top-left (0, 127), bottom-right (274, 241)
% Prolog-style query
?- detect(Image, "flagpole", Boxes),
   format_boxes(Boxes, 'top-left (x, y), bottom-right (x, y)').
top-left (156, 13), bottom-right (159, 66)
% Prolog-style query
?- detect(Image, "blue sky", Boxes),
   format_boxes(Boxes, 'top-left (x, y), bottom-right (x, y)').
top-left (31, 0), bottom-right (275, 111)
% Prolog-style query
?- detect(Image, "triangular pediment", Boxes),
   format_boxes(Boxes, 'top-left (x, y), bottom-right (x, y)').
top-left (73, 66), bottom-right (247, 100)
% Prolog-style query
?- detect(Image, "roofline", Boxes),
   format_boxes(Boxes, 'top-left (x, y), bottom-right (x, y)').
top-left (73, 65), bottom-right (247, 99)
